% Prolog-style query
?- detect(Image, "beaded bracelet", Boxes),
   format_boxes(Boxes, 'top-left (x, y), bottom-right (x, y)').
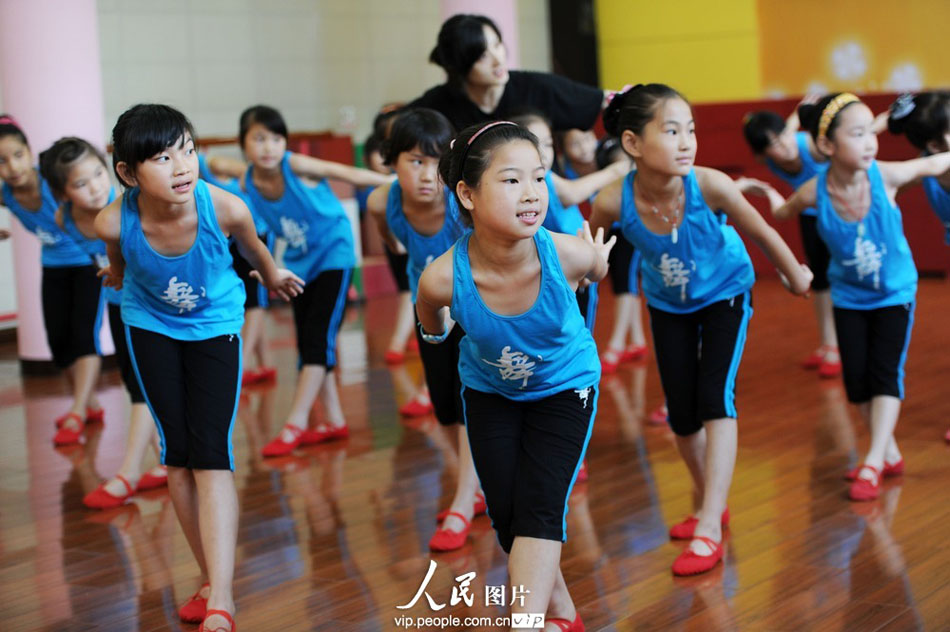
top-left (419, 322), bottom-right (449, 344)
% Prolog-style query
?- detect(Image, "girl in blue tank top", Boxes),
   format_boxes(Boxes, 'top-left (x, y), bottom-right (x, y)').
top-left (742, 104), bottom-right (849, 377)
top-left (591, 84), bottom-right (812, 577)
top-left (1, 118), bottom-right (112, 444)
top-left (512, 111), bottom-right (630, 336)
top-left (40, 135), bottom-right (169, 509)
top-left (368, 108), bottom-right (486, 553)
top-left (96, 104), bottom-right (301, 632)
top-left (233, 106), bottom-right (391, 461)
top-left (771, 92), bottom-right (950, 503)
top-left (884, 90), bottom-right (950, 444)
top-left (417, 121), bottom-right (614, 631)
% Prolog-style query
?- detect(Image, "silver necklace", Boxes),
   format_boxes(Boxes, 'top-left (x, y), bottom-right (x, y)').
top-left (639, 180), bottom-right (685, 244)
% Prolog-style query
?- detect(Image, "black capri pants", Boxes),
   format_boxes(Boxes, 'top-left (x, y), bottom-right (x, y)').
top-left (107, 304), bottom-right (144, 403)
top-left (384, 245), bottom-right (410, 293)
top-left (833, 303), bottom-right (914, 404)
top-left (229, 237), bottom-right (271, 309)
top-left (414, 321), bottom-right (464, 425)
top-left (291, 268), bottom-right (352, 369)
top-left (799, 215), bottom-right (831, 291)
top-left (42, 264), bottom-right (104, 368)
top-left (126, 326), bottom-right (242, 470)
top-left (606, 227), bottom-right (641, 296)
top-left (463, 384), bottom-right (597, 553)
top-left (648, 292), bottom-right (753, 436)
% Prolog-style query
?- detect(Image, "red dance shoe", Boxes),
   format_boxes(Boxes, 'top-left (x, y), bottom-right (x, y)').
top-left (200, 609), bottom-right (236, 632)
top-left (647, 405), bottom-right (669, 426)
top-left (672, 536), bottom-right (723, 576)
top-left (845, 459), bottom-right (903, 481)
top-left (399, 394), bottom-right (433, 417)
top-left (406, 337), bottom-right (419, 354)
top-left (255, 366), bottom-right (277, 382)
top-left (299, 424), bottom-right (349, 445)
top-left (548, 612), bottom-right (585, 632)
top-left (53, 413), bottom-right (85, 445)
top-left (801, 346), bottom-right (829, 369)
top-left (83, 474), bottom-right (135, 510)
top-left (576, 461), bottom-right (589, 483)
top-left (669, 507), bottom-right (730, 540)
top-left (436, 493), bottom-right (487, 523)
top-left (85, 407), bottom-right (105, 424)
top-left (622, 344), bottom-right (648, 362)
top-left (945, 428), bottom-right (950, 443)
top-left (137, 466), bottom-right (169, 491)
top-left (600, 348), bottom-right (623, 375)
top-left (261, 424), bottom-right (305, 457)
top-left (241, 370), bottom-right (260, 386)
top-left (849, 465), bottom-right (881, 501)
top-left (429, 511), bottom-right (471, 552)
top-left (818, 358), bottom-right (842, 379)
top-left (178, 582), bottom-right (210, 623)
top-left (384, 349), bottom-right (405, 365)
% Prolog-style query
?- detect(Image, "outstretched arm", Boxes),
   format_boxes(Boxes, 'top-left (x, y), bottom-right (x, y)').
top-left (288, 152), bottom-right (393, 188)
top-left (415, 251), bottom-right (455, 340)
top-left (366, 183), bottom-right (403, 253)
top-left (551, 160), bottom-right (630, 207)
top-left (588, 178), bottom-right (624, 237)
top-left (206, 155), bottom-right (247, 179)
top-left (879, 153), bottom-right (950, 196)
top-left (699, 167), bottom-right (812, 296)
top-left (94, 198), bottom-right (125, 290)
top-left (551, 221), bottom-right (616, 289)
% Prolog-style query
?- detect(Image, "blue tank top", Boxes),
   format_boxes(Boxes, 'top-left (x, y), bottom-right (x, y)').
top-left (243, 152), bottom-right (356, 283)
top-left (542, 171), bottom-right (585, 236)
top-left (2, 174), bottom-right (90, 267)
top-left (620, 170), bottom-right (755, 313)
top-left (922, 176), bottom-right (950, 245)
top-left (197, 154), bottom-right (268, 236)
top-left (815, 161), bottom-right (917, 309)
top-left (60, 193), bottom-right (122, 305)
top-left (386, 181), bottom-right (467, 302)
top-left (766, 132), bottom-right (828, 218)
top-left (119, 179), bottom-right (245, 340)
top-left (451, 228), bottom-right (600, 401)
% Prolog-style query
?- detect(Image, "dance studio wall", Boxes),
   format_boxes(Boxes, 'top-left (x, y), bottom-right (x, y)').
top-left (595, 0), bottom-right (950, 102)
top-left (93, 0), bottom-right (550, 143)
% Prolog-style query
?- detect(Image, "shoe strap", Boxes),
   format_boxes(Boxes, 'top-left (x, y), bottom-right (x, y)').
top-left (282, 424), bottom-right (305, 438)
top-left (114, 474), bottom-right (135, 496)
top-left (62, 412), bottom-right (84, 428)
top-left (444, 511), bottom-right (471, 528)
top-left (547, 617), bottom-right (573, 631)
top-left (857, 464), bottom-right (880, 484)
top-left (201, 609), bottom-right (235, 632)
top-left (190, 582), bottom-right (211, 600)
top-left (690, 535), bottom-right (722, 555)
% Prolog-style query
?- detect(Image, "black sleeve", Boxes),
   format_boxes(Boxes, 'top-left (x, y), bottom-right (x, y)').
top-left (408, 84), bottom-right (488, 132)
top-left (500, 71), bottom-right (604, 132)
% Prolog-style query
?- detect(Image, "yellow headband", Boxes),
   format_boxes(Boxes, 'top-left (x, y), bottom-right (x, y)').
top-left (818, 93), bottom-right (860, 141)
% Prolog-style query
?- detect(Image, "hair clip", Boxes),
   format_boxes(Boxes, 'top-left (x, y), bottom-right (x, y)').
top-left (0, 115), bottom-right (19, 127)
top-left (450, 138), bottom-right (456, 150)
top-left (889, 93), bottom-right (916, 121)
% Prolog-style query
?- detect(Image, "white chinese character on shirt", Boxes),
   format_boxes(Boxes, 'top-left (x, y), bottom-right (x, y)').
top-left (842, 236), bottom-right (886, 289)
top-left (483, 345), bottom-right (540, 388)
top-left (656, 253), bottom-right (695, 302)
top-left (94, 253), bottom-right (110, 270)
top-left (280, 216), bottom-right (309, 252)
top-left (161, 276), bottom-right (205, 313)
top-left (35, 228), bottom-right (60, 246)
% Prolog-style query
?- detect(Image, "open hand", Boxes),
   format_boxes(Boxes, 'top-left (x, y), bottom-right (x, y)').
top-left (580, 220), bottom-right (616, 262)
top-left (97, 265), bottom-right (124, 290)
top-left (251, 268), bottom-right (305, 302)
top-left (778, 262), bottom-right (813, 297)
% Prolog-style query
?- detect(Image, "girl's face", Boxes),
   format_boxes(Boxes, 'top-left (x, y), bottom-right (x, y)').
top-left (821, 103), bottom-right (877, 169)
top-left (525, 120), bottom-right (555, 171)
top-left (622, 97), bottom-right (697, 176)
top-left (65, 154), bottom-right (111, 212)
top-left (466, 25), bottom-right (508, 88)
top-left (243, 123), bottom-right (287, 170)
top-left (0, 135), bottom-right (34, 188)
top-left (122, 133), bottom-right (198, 204)
top-left (762, 128), bottom-right (799, 163)
top-left (395, 145), bottom-right (441, 204)
top-left (459, 139), bottom-right (547, 238)
top-left (563, 129), bottom-right (597, 166)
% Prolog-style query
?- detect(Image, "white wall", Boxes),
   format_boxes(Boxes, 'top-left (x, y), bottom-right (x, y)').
top-left (96, 0), bottom-right (551, 144)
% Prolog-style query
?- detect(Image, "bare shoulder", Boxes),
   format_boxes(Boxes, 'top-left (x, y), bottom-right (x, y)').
top-left (694, 166), bottom-right (736, 199)
top-left (594, 176), bottom-right (625, 210)
top-left (208, 182), bottom-right (251, 229)
top-left (367, 182), bottom-right (392, 215)
top-left (418, 246), bottom-right (455, 306)
top-left (94, 196), bottom-right (123, 240)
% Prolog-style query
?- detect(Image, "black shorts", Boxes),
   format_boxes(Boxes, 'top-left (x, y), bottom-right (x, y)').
top-left (291, 268), bottom-right (351, 368)
top-left (42, 265), bottom-right (105, 368)
top-left (833, 303), bottom-right (914, 403)
top-left (108, 304), bottom-right (144, 403)
top-left (462, 385), bottom-right (597, 553)
top-left (575, 284), bottom-right (599, 332)
top-left (414, 320), bottom-right (464, 426)
top-left (228, 237), bottom-right (270, 309)
top-left (606, 227), bottom-right (641, 296)
top-left (126, 326), bottom-right (241, 470)
top-left (648, 292), bottom-right (753, 436)
top-left (384, 245), bottom-right (410, 293)
top-left (799, 215), bottom-right (831, 291)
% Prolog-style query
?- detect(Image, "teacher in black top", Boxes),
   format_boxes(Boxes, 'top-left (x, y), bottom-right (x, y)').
top-left (409, 14), bottom-right (609, 132)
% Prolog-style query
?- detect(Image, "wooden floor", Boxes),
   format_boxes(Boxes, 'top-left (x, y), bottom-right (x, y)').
top-left (2, 279), bottom-right (950, 631)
